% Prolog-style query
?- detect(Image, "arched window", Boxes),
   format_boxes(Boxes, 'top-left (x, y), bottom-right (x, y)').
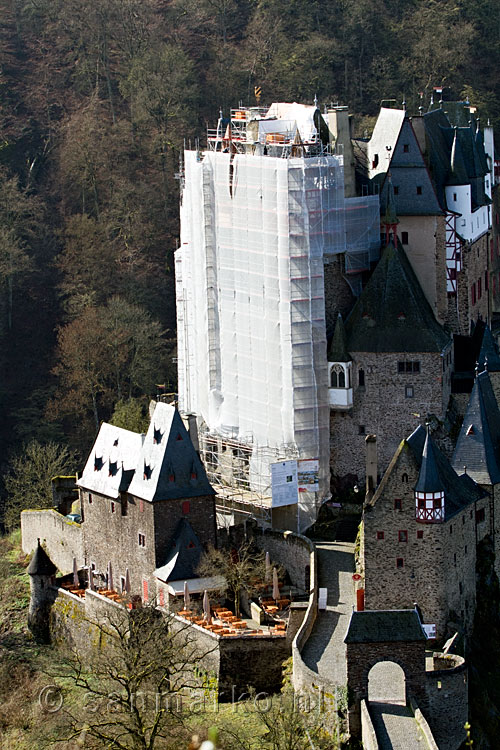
top-left (359, 368), bottom-right (365, 387)
top-left (330, 364), bottom-right (346, 388)
top-left (402, 473), bottom-right (408, 483)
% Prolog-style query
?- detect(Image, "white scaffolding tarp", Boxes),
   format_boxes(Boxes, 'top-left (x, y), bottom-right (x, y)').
top-left (177, 149), bottom-right (346, 529)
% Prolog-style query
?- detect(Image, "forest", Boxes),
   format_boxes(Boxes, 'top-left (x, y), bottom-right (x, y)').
top-left (0, 0), bottom-right (499, 521)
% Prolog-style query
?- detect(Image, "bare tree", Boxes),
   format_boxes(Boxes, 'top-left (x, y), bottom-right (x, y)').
top-left (197, 543), bottom-right (272, 619)
top-left (51, 603), bottom-right (215, 750)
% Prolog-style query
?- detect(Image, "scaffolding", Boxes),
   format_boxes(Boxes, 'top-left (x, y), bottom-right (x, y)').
top-left (176, 103), bottom-right (380, 531)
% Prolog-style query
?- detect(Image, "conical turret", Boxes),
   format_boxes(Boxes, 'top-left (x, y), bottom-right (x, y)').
top-left (415, 426), bottom-right (445, 522)
top-left (27, 540), bottom-right (57, 643)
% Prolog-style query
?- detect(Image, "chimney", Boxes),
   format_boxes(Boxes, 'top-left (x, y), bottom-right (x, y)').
top-left (365, 434), bottom-right (377, 502)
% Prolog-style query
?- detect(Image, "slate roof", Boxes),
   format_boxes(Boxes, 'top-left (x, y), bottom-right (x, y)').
top-left (345, 242), bottom-right (450, 353)
top-left (154, 518), bottom-right (203, 582)
top-left (407, 425), bottom-right (486, 518)
top-left (379, 118), bottom-right (443, 216)
top-left (28, 540), bottom-right (57, 577)
top-left (422, 108), bottom-right (489, 211)
top-left (78, 402), bottom-right (215, 502)
top-left (415, 426), bottom-right (444, 494)
top-left (77, 424), bottom-right (143, 499)
top-left (127, 403), bottom-right (215, 502)
top-left (477, 325), bottom-right (500, 372)
top-left (327, 313), bottom-right (350, 362)
top-left (452, 371), bottom-right (500, 485)
top-left (344, 609), bottom-right (426, 644)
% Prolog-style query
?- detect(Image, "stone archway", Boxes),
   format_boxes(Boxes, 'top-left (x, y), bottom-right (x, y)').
top-left (368, 660), bottom-right (406, 704)
top-left (344, 610), bottom-right (428, 738)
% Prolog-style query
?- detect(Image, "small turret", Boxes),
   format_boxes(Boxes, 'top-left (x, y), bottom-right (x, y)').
top-left (415, 426), bottom-right (445, 523)
top-left (328, 313), bottom-right (353, 410)
top-left (27, 539), bottom-right (57, 643)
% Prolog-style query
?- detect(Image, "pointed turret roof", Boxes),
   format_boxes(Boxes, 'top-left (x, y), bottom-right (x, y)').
top-left (27, 540), bottom-right (57, 577)
top-left (452, 370), bottom-right (500, 485)
top-left (382, 173), bottom-right (398, 226)
top-left (477, 325), bottom-right (500, 372)
top-left (345, 242), bottom-right (450, 353)
top-left (328, 313), bottom-right (350, 362)
top-left (447, 128), bottom-right (469, 186)
top-left (415, 426), bottom-right (444, 493)
top-left (154, 518), bottom-right (203, 582)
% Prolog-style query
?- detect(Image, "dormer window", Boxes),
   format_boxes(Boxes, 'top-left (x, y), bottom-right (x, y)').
top-left (108, 460), bottom-right (118, 477)
top-left (94, 455), bottom-right (104, 471)
top-left (143, 464), bottom-right (152, 480)
top-left (153, 426), bottom-right (163, 444)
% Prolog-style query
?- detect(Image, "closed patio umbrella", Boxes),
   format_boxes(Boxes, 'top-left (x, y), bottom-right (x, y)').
top-left (72, 558), bottom-right (79, 587)
top-left (125, 568), bottom-right (131, 594)
top-left (88, 567), bottom-right (95, 591)
top-left (108, 561), bottom-right (114, 591)
top-left (203, 589), bottom-right (211, 624)
top-left (184, 580), bottom-right (191, 610)
top-left (265, 551), bottom-right (271, 582)
top-left (272, 567), bottom-right (280, 601)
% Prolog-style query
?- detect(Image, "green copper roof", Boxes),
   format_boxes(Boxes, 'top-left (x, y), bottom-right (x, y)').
top-left (328, 313), bottom-right (350, 362)
top-left (345, 242), bottom-right (450, 353)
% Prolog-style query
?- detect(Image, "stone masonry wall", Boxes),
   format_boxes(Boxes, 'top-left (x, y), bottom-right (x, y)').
top-left (252, 528), bottom-right (313, 592)
top-left (170, 615), bottom-right (289, 698)
top-left (346, 640), bottom-right (427, 738)
top-left (81, 490), bottom-right (157, 601)
top-left (330, 348), bottom-right (451, 483)
top-left (80, 488), bottom-right (216, 604)
top-left (455, 232), bottom-right (490, 334)
top-left (323, 254), bottom-right (356, 334)
top-left (425, 655), bottom-right (468, 750)
top-left (363, 442), bottom-right (478, 639)
top-left (21, 509), bottom-right (84, 575)
top-left (153, 494), bottom-right (216, 563)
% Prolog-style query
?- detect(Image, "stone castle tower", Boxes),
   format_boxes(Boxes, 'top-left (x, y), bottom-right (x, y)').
top-left (27, 539), bottom-right (57, 643)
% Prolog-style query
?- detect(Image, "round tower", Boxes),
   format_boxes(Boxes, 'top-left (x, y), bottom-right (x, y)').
top-left (27, 539), bottom-right (57, 643)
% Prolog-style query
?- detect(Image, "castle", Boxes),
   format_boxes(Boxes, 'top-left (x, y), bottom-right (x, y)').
top-left (21, 95), bottom-right (500, 747)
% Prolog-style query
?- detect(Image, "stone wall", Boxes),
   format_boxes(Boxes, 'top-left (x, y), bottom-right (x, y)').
top-left (363, 441), bottom-right (478, 639)
top-left (330, 347), bottom-right (451, 483)
top-left (323, 254), bottom-right (356, 334)
top-left (152, 494), bottom-right (216, 561)
top-left (490, 187), bottom-right (500, 321)
top-left (455, 232), bottom-right (490, 334)
top-left (252, 528), bottom-right (314, 591)
top-left (21, 509), bottom-right (84, 575)
top-left (80, 488), bottom-right (216, 602)
top-left (346, 640), bottom-right (427, 738)
top-left (425, 654), bottom-right (468, 750)
top-left (360, 700), bottom-right (378, 750)
top-left (170, 615), bottom-right (289, 698)
top-left (81, 490), bottom-right (157, 600)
